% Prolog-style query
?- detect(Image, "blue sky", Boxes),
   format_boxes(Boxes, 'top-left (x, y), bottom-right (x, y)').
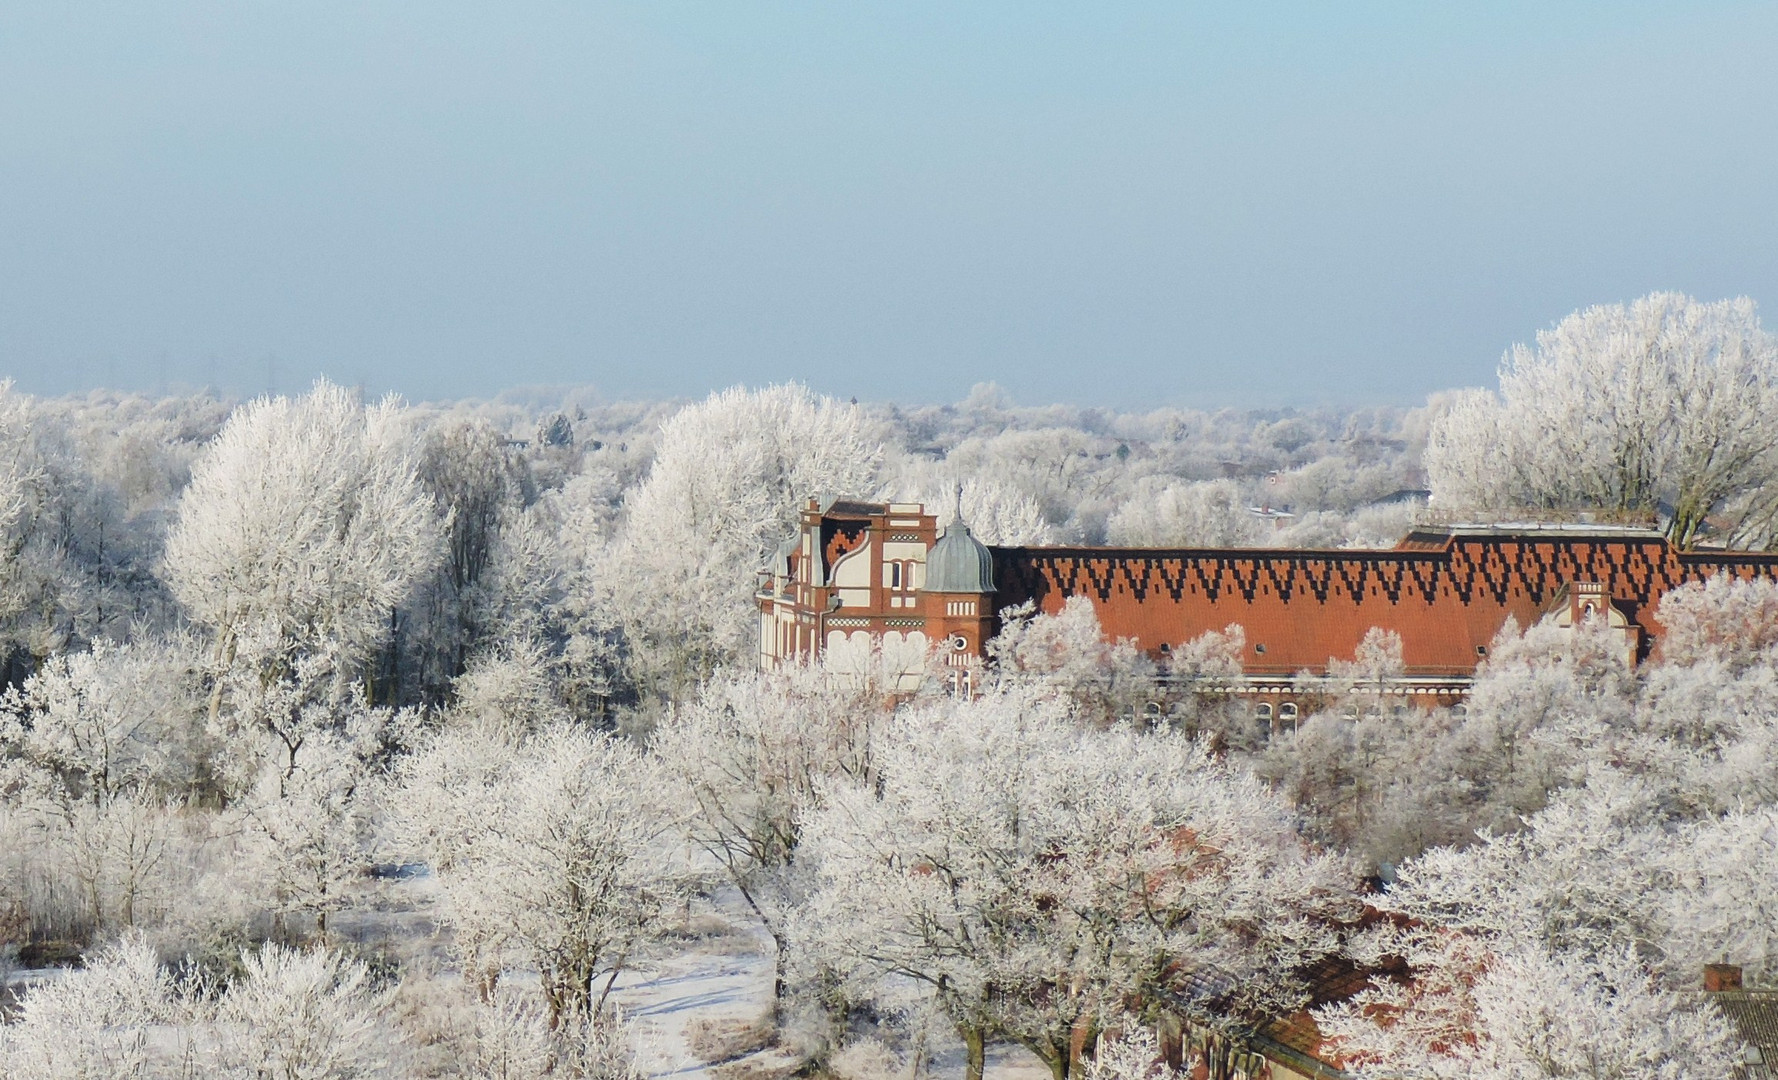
top-left (3, 2), bottom-right (1774, 407)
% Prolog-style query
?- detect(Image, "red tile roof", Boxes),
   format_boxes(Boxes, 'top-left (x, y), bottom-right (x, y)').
top-left (993, 528), bottom-right (1778, 678)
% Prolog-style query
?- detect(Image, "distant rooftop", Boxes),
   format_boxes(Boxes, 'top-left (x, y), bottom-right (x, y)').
top-left (1407, 521), bottom-right (1666, 539)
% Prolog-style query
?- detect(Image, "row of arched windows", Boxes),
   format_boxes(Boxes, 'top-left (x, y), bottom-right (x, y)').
top-left (1254, 702), bottom-right (1300, 725)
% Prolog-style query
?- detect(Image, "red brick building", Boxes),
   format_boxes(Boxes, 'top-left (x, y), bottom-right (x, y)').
top-left (758, 497), bottom-right (1778, 704)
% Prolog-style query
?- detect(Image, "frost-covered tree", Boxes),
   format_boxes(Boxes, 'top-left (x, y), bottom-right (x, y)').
top-left (463, 989), bottom-right (650, 1080)
top-left (1328, 627), bottom-right (1405, 698)
top-left (0, 936), bottom-right (397, 1080)
top-left (604, 384), bottom-right (881, 697)
top-left (162, 380), bottom-right (443, 706)
top-left (800, 689), bottom-right (1358, 1080)
top-left (0, 637), bottom-right (205, 805)
top-left (0, 934), bottom-right (185, 1079)
top-left (1105, 479), bottom-right (1264, 548)
top-left (1659, 808), bottom-right (1778, 987)
top-left (0, 637), bottom-right (213, 931)
top-left (987, 597), bottom-right (1157, 724)
top-left (1081, 1027), bottom-right (1178, 1080)
top-left (895, 474), bottom-right (1052, 545)
top-left (447, 637), bottom-right (568, 741)
top-left (651, 663), bottom-right (887, 1019)
top-left (936, 427), bottom-right (1128, 540)
top-left (0, 385), bottom-right (166, 671)
top-left (473, 488), bottom-right (628, 723)
top-left (239, 731), bottom-right (375, 938)
top-left (1426, 293), bottom-right (1778, 547)
top-left (389, 723), bottom-right (695, 1023)
top-left (1316, 767), bottom-right (1760, 1077)
top-left (213, 945), bottom-right (393, 1080)
top-left (1654, 574), bottom-right (1778, 669)
top-left (1320, 933), bottom-right (1739, 1080)
top-left (1453, 616), bottom-right (1635, 818)
top-left (1156, 623), bottom-right (1254, 748)
top-left (400, 415), bottom-right (528, 703)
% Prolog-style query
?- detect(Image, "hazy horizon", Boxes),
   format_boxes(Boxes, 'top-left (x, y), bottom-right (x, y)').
top-left (5, 2), bottom-right (1775, 409)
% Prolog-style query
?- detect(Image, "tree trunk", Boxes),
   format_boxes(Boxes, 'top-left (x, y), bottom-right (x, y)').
top-left (594, 956), bottom-right (626, 1017)
top-left (961, 1025), bottom-right (986, 1080)
top-left (1043, 1042), bottom-right (1069, 1080)
top-left (208, 631), bottom-right (237, 729)
top-left (769, 929), bottom-right (790, 1027)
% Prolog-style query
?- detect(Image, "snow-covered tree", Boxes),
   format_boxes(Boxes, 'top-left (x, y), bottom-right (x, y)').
top-left (471, 489), bottom-right (628, 723)
top-left (800, 689), bottom-right (1358, 1080)
top-left (389, 723), bottom-right (695, 1023)
top-left (1082, 1027), bottom-right (1178, 1080)
top-left (239, 731), bottom-right (374, 938)
top-left (1329, 627), bottom-right (1405, 698)
top-left (212, 945), bottom-right (394, 1079)
top-left (603, 384), bottom-right (881, 697)
top-left (0, 638), bottom-right (205, 806)
top-left (892, 474), bottom-right (1052, 546)
top-left (1320, 933), bottom-right (1739, 1080)
top-left (399, 415), bottom-right (529, 703)
top-left (1426, 293), bottom-right (1778, 547)
top-left (0, 934), bottom-right (185, 1079)
top-left (162, 380), bottom-right (443, 706)
top-left (447, 637), bottom-right (568, 740)
top-left (987, 597), bottom-right (1158, 724)
top-left (1654, 574), bottom-right (1778, 669)
top-left (0, 636), bottom-right (206, 807)
top-left (0, 935), bottom-right (401, 1080)
top-left (1659, 808), bottom-right (1778, 987)
top-left (463, 989), bottom-right (649, 1080)
top-left (1317, 765), bottom-right (1758, 1077)
top-left (0, 385), bottom-right (163, 669)
top-left (1105, 479), bottom-right (1265, 548)
top-left (651, 663), bottom-right (887, 1019)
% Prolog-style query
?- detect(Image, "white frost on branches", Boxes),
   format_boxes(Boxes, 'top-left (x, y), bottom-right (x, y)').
top-left (163, 379), bottom-right (442, 683)
top-left (604, 384), bottom-right (882, 696)
top-left (1426, 293), bottom-right (1778, 547)
top-left (800, 688), bottom-right (1357, 1080)
top-left (389, 722), bottom-right (696, 1023)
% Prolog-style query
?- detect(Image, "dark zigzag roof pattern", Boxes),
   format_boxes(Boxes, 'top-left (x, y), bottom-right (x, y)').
top-left (995, 537), bottom-right (1778, 610)
top-left (989, 532), bottom-right (1778, 675)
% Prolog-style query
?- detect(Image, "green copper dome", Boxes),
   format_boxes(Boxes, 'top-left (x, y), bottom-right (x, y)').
top-left (924, 519), bottom-right (995, 594)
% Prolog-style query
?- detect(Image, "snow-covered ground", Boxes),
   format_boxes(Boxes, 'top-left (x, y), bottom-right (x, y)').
top-left (607, 896), bottom-right (778, 1078)
top-left (601, 888), bottom-right (1049, 1080)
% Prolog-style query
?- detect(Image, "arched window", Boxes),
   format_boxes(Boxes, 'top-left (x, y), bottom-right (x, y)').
top-left (1279, 702), bottom-right (1299, 724)
top-left (1255, 702), bottom-right (1274, 723)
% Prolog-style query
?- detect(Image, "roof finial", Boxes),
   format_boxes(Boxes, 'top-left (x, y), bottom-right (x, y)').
top-left (952, 481), bottom-right (965, 527)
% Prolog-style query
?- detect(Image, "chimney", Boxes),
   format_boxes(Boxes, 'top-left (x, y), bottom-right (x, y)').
top-left (1704, 963), bottom-right (1743, 992)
